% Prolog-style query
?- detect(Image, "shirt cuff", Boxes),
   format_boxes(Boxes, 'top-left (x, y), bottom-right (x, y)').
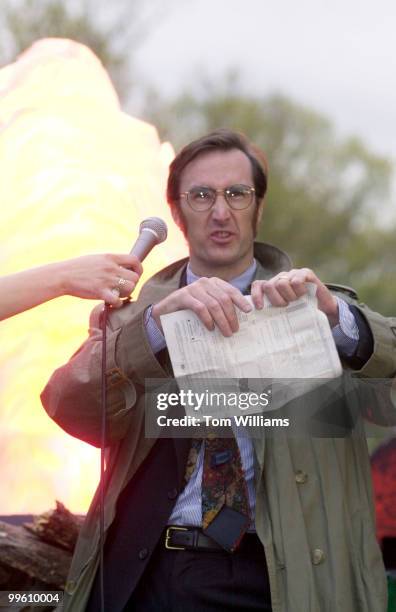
top-left (144, 304), bottom-right (167, 354)
top-left (332, 297), bottom-right (359, 357)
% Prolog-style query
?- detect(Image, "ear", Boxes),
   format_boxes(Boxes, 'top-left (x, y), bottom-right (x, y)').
top-left (171, 205), bottom-right (181, 228)
top-left (257, 199), bottom-right (264, 225)
top-left (171, 204), bottom-right (188, 237)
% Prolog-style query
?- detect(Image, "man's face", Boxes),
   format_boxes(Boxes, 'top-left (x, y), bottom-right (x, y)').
top-left (173, 149), bottom-right (263, 280)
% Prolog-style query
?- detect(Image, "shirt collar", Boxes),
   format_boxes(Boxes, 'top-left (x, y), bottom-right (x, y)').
top-left (186, 259), bottom-right (257, 293)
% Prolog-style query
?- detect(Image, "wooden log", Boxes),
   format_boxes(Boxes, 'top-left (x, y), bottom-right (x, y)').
top-left (0, 503), bottom-right (85, 609)
top-left (23, 501), bottom-right (83, 552)
top-left (0, 519), bottom-right (71, 590)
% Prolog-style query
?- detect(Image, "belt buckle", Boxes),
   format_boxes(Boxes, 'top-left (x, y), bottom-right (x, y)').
top-left (165, 526), bottom-right (189, 550)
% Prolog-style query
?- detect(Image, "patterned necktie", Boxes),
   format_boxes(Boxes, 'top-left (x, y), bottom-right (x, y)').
top-left (185, 432), bottom-right (251, 552)
top-left (181, 269), bottom-right (253, 551)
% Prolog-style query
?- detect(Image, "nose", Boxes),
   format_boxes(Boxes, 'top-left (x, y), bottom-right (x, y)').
top-left (211, 192), bottom-right (231, 222)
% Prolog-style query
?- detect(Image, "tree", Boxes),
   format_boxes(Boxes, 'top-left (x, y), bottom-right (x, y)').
top-left (0, 0), bottom-right (164, 103)
top-left (144, 75), bottom-right (396, 315)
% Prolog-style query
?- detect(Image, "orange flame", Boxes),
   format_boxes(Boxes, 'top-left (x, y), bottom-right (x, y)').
top-left (0, 39), bottom-right (187, 514)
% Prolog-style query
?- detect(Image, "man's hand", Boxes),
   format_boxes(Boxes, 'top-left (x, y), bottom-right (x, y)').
top-left (251, 268), bottom-right (339, 327)
top-left (152, 277), bottom-right (252, 337)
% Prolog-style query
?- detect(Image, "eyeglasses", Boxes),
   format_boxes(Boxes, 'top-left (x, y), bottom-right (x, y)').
top-left (179, 184), bottom-right (255, 212)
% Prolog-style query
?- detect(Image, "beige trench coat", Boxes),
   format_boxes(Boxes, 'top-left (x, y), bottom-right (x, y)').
top-left (41, 243), bottom-right (396, 612)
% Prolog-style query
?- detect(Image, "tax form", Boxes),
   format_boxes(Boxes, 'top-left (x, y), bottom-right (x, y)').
top-left (159, 284), bottom-right (342, 419)
top-left (160, 284), bottom-right (342, 381)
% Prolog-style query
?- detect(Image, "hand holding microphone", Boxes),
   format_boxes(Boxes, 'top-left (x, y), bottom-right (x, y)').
top-left (0, 217), bottom-right (167, 320)
top-left (107, 217), bottom-right (168, 307)
top-left (62, 252), bottom-right (142, 306)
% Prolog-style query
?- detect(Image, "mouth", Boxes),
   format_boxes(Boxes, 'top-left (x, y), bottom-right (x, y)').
top-left (209, 230), bottom-right (235, 244)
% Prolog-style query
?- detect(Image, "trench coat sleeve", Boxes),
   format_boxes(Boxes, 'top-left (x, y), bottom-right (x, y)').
top-left (350, 302), bottom-right (396, 378)
top-left (329, 290), bottom-right (396, 426)
top-left (327, 286), bottom-right (396, 378)
top-left (40, 299), bottom-right (170, 447)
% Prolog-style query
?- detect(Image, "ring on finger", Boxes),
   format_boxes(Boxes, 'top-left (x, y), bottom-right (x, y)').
top-left (117, 277), bottom-right (127, 288)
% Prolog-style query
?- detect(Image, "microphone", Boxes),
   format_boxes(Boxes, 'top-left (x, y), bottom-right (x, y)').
top-left (108, 217), bottom-right (167, 302)
top-left (130, 217), bottom-right (168, 261)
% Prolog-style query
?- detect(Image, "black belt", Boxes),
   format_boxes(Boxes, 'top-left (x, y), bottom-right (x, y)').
top-left (164, 526), bottom-right (224, 551)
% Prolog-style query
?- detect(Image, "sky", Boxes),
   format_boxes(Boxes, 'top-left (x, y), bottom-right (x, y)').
top-left (134, 0), bottom-right (396, 164)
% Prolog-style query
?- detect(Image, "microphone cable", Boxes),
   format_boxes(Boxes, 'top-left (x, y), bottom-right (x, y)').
top-left (97, 217), bottom-right (167, 612)
top-left (100, 303), bottom-right (109, 612)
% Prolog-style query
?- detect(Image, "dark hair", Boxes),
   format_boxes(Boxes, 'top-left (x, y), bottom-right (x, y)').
top-left (166, 129), bottom-right (268, 212)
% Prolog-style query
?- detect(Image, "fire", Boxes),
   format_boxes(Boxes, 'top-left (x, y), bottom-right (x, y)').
top-left (0, 39), bottom-right (187, 514)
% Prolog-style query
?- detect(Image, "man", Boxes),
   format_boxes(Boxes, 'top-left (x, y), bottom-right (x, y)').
top-left (42, 130), bottom-right (396, 612)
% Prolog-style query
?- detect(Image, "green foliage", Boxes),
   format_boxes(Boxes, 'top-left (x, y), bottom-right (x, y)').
top-left (145, 77), bottom-right (395, 315)
top-left (0, 0), bottom-right (157, 101)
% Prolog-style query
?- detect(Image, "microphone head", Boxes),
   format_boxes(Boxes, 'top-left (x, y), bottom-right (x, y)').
top-left (139, 217), bottom-right (168, 244)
